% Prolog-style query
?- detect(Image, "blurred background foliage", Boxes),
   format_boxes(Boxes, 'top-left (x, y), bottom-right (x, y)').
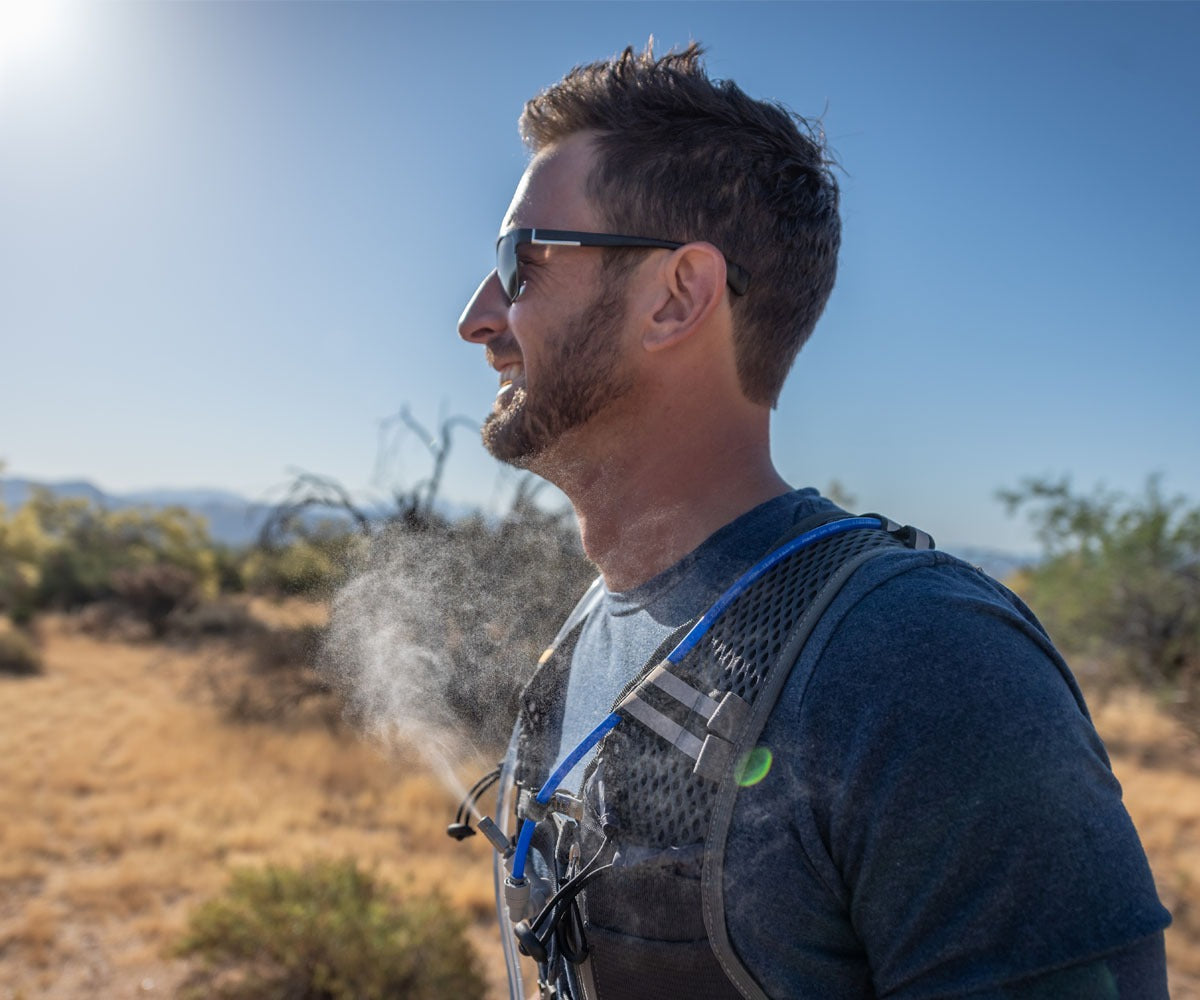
top-left (3, 455), bottom-right (1199, 728)
top-left (0, 488), bottom-right (218, 625)
top-left (1001, 475), bottom-right (1200, 715)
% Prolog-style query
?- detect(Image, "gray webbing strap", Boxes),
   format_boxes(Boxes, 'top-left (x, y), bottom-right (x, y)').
top-left (621, 664), bottom-right (752, 779)
top-left (700, 543), bottom-right (900, 1000)
top-left (646, 662), bottom-right (720, 719)
top-left (617, 691), bottom-right (705, 762)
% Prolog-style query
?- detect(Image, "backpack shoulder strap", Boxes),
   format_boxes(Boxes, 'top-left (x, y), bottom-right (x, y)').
top-left (699, 518), bottom-right (929, 999)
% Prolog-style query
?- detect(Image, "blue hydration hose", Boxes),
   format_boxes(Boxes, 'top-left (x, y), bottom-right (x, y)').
top-left (666, 516), bottom-right (881, 662)
top-left (505, 515), bottom-right (881, 884)
top-left (510, 712), bottom-right (622, 881)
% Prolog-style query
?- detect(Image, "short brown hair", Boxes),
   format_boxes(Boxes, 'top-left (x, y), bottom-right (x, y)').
top-left (520, 42), bottom-right (841, 407)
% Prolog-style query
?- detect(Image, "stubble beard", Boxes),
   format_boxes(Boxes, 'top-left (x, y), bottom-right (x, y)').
top-left (481, 279), bottom-right (632, 470)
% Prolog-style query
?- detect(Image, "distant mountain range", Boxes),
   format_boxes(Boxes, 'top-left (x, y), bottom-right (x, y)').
top-left (0, 476), bottom-right (1034, 580)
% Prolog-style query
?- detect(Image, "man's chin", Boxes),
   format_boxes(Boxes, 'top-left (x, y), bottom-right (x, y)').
top-left (483, 439), bottom-right (540, 471)
top-left (481, 407), bottom-right (544, 469)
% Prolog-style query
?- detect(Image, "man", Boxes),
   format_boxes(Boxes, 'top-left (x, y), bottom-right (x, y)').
top-left (457, 44), bottom-right (1169, 1000)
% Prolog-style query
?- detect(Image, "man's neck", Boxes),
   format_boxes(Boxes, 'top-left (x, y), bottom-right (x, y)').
top-left (552, 424), bottom-right (790, 593)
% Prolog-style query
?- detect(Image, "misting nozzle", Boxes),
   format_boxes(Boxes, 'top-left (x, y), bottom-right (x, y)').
top-left (476, 815), bottom-right (513, 857)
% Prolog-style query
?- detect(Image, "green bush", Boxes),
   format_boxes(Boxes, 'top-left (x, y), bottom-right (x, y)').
top-left (0, 490), bottom-right (221, 615)
top-left (0, 622), bottom-right (41, 676)
top-left (1001, 475), bottom-right (1200, 701)
top-left (0, 498), bottom-right (50, 624)
top-left (211, 544), bottom-right (247, 594)
top-left (174, 858), bottom-right (486, 1000)
top-left (243, 528), bottom-right (361, 599)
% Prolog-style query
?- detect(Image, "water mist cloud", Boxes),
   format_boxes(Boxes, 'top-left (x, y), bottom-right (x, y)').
top-left (320, 513), bottom-right (596, 766)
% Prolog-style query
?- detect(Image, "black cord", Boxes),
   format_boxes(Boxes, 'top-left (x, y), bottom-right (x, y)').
top-left (556, 894), bottom-right (590, 965)
top-left (526, 833), bottom-right (613, 939)
top-left (453, 766), bottom-right (501, 826)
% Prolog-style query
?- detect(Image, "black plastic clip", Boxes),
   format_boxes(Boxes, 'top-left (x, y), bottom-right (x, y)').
top-left (861, 512), bottom-right (935, 551)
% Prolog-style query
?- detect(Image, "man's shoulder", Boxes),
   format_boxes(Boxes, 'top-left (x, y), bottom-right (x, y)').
top-left (724, 544), bottom-right (1172, 1000)
top-left (805, 545), bottom-right (1062, 685)
top-left (766, 545), bottom-right (1095, 775)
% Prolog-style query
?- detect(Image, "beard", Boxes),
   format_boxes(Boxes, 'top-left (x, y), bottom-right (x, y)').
top-left (481, 277), bottom-right (633, 468)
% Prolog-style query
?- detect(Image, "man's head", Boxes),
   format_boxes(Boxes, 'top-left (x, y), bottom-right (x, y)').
top-left (519, 41), bottom-right (841, 408)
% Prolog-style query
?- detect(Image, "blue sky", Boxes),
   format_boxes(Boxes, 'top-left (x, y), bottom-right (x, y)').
top-left (1, 1), bottom-right (1197, 553)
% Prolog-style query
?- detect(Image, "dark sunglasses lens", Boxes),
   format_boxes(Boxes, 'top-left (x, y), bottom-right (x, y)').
top-left (496, 235), bottom-right (518, 302)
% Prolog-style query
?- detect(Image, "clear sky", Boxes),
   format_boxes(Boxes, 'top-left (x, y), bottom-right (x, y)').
top-left (2, 1), bottom-right (1197, 553)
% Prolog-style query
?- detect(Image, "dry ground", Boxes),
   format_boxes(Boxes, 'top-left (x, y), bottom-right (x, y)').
top-left (0, 606), bottom-right (503, 999)
top-left (1, 607), bottom-right (1198, 998)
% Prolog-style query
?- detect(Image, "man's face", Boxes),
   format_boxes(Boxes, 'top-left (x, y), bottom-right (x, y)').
top-left (478, 277), bottom-right (631, 467)
top-left (458, 134), bottom-right (636, 470)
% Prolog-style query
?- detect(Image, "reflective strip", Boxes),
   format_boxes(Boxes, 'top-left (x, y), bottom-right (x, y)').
top-left (618, 694), bottom-right (704, 761)
top-left (646, 663), bottom-right (719, 720)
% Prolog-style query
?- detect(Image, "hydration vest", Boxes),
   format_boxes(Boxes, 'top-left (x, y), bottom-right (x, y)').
top-left (499, 514), bottom-right (933, 1000)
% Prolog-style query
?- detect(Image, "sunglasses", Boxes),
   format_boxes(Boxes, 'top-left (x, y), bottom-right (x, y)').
top-left (495, 228), bottom-right (751, 304)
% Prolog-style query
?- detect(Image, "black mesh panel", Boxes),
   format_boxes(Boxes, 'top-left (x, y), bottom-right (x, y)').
top-left (588, 528), bottom-right (905, 853)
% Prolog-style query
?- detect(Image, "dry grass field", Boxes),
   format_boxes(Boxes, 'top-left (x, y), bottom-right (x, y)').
top-left (0, 605), bottom-right (503, 999)
top-left (2, 605), bottom-right (1199, 999)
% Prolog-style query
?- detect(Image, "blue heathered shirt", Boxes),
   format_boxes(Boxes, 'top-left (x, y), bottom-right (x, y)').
top-left (549, 489), bottom-right (1169, 998)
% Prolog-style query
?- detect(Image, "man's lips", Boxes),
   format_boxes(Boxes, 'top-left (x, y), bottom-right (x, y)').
top-left (496, 362), bottom-right (525, 399)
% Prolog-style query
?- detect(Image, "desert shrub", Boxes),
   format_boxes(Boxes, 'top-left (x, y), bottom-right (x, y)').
top-left (197, 623), bottom-right (338, 728)
top-left (73, 598), bottom-right (159, 641)
top-left (0, 490), bottom-right (221, 614)
top-left (243, 530), bottom-right (359, 599)
top-left (75, 599), bottom-right (126, 636)
top-left (250, 622), bottom-right (327, 672)
top-left (0, 621), bottom-right (41, 676)
top-left (173, 858), bottom-right (486, 1000)
top-left (110, 564), bottom-right (198, 638)
top-left (1001, 476), bottom-right (1200, 713)
top-left (0, 499), bottom-right (52, 624)
top-left (166, 598), bottom-right (258, 638)
top-left (211, 544), bottom-right (247, 594)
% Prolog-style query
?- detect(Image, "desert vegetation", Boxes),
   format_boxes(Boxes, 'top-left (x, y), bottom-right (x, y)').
top-left (1, 464), bottom-right (1199, 997)
top-left (173, 858), bottom-right (486, 999)
top-left (1001, 475), bottom-right (1200, 715)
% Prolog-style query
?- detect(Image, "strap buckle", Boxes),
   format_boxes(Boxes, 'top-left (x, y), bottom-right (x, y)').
top-left (861, 512), bottom-right (935, 550)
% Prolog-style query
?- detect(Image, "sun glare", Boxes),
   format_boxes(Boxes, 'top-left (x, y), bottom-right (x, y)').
top-left (0, 0), bottom-right (73, 97)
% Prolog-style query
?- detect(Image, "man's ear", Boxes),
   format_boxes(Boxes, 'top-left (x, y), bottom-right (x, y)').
top-left (642, 242), bottom-right (727, 352)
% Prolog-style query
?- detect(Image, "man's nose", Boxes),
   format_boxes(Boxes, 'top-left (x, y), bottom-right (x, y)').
top-left (458, 271), bottom-right (509, 344)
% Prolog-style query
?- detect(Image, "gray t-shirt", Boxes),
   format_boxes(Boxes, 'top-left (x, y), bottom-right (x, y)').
top-left (548, 489), bottom-right (1169, 997)
top-left (554, 489), bottom-right (809, 791)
